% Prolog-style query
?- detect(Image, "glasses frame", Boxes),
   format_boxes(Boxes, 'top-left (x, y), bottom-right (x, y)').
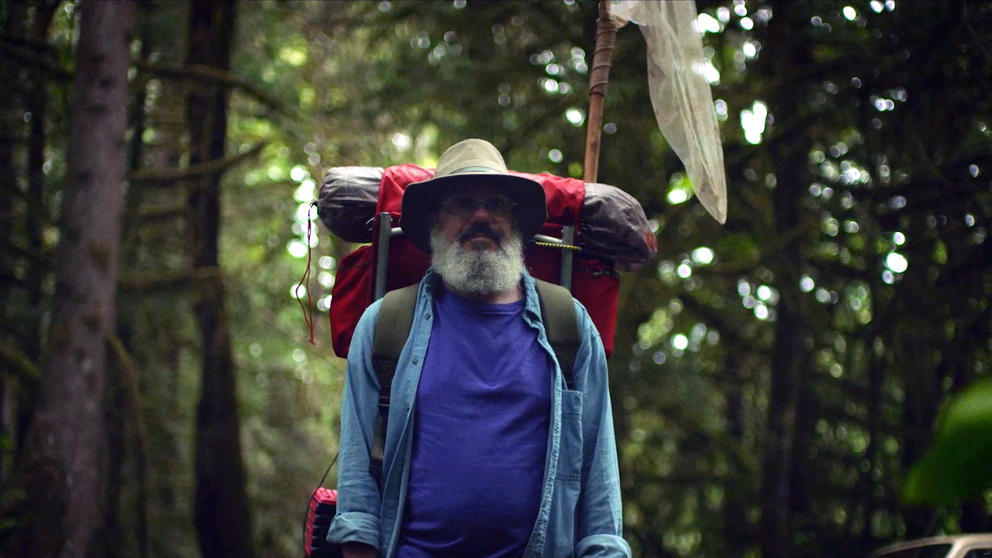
top-left (439, 194), bottom-right (517, 219)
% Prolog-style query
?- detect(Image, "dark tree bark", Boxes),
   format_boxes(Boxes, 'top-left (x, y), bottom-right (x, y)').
top-left (23, 1), bottom-right (59, 363)
top-left (758, 5), bottom-right (815, 555)
top-left (759, 139), bottom-right (809, 558)
top-left (15, 0), bottom-right (60, 483)
top-left (184, 1), bottom-right (256, 557)
top-left (105, 347), bottom-right (131, 558)
top-left (105, 6), bottom-right (155, 557)
top-left (861, 330), bottom-right (884, 550)
top-left (0, 0), bottom-right (58, 483)
top-left (2, 2), bottom-right (134, 557)
top-left (895, 216), bottom-right (942, 538)
top-left (722, 350), bottom-right (751, 558)
top-left (787, 360), bottom-right (816, 530)
top-left (0, 0), bottom-right (28, 486)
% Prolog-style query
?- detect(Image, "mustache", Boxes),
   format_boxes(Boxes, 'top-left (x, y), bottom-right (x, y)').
top-left (457, 223), bottom-right (503, 244)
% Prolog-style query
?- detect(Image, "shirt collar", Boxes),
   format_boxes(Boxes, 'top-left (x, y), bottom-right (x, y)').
top-left (423, 267), bottom-right (542, 320)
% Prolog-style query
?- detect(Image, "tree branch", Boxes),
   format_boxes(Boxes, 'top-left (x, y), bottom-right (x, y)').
top-left (127, 141), bottom-right (265, 185)
top-left (0, 236), bottom-right (51, 267)
top-left (0, 339), bottom-right (41, 382)
top-left (134, 205), bottom-right (187, 222)
top-left (696, 222), bottom-right (815, 275)
top-left (106, 333), bottom-right (150, 558)
top-left (118, 266), bottom-right (222, 293)
top-left (135, 61), bottom-right (292, 116)
top-left (0, 40), bottom-right (291, 115)
top-left (0, 38), bottom-right (72, 81)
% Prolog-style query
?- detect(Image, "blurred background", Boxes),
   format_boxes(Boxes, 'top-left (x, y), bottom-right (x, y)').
top-left (1, 1), bottom-right (990, 557)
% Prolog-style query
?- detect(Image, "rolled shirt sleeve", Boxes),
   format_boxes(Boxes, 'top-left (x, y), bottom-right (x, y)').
top-left (327, 301), bottom-right (385, 551)
top-left (572, 301), bottom-right (631, 558)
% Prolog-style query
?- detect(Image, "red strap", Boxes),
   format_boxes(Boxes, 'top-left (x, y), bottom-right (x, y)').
top-left (295, 202), bottom-right (317, 345)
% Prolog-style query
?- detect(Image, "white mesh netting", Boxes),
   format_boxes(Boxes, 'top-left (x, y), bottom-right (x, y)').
top-left (609, 0), bottom-right (727, 224)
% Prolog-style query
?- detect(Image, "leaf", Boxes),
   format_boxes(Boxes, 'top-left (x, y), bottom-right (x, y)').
top-left (902, 380), bottom-right (992, 506)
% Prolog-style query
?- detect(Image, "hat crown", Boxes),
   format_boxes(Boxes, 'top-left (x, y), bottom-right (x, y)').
top-left (435, 139), bottom-right (509, 178)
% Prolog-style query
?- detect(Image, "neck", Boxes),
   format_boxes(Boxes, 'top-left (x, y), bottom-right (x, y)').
top-left (443, 280), bottom-right (523, 304)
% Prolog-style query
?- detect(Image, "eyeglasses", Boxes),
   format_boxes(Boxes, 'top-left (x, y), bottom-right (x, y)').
top-left (440, 195), bottom-right (516, 218)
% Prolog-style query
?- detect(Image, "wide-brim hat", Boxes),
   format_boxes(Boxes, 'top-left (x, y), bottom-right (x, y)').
top-left (401, 138), bottom-right (547, 253)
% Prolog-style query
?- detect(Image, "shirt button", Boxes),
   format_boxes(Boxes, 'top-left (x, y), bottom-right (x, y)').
top-left (425, 312), bottom-right (431, 320)
top-left (412, 358), bottom-right (419, 365)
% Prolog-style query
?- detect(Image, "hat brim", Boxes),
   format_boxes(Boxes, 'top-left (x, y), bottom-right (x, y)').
top-left (400, 173), bottom-right (547, 253)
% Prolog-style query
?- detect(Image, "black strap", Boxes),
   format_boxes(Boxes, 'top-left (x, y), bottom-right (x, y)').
top-left (368, 284), bottom-right (419, 484)
top-left (368, 279), bottom-right (580, 484)
top-left (533, 278), bottom-right (580, 389)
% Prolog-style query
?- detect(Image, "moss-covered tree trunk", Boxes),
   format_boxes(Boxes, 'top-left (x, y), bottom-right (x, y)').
top-left (2, 1), bottom-right (133, 556)
top-left (184, 1), bottom-right (256, 557)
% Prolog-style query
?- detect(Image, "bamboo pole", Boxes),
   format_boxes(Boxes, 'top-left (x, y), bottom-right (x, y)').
top-left (583, 0), bottom-right (620, 184)
top-left (562, 1), bottom-right (620, 290)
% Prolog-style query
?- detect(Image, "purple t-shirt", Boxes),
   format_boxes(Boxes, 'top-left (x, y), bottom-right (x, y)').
top-left (395, 288), bottom-right (552, 558)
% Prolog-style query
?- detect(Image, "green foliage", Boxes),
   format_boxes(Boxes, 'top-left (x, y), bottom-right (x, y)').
top-left (2, 0), bottom-right (991, 557)
top-left (903, 380), bottom-right (992, 506)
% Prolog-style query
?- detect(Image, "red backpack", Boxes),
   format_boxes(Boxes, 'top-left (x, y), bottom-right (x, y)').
top-left (325, 164), bottom-right (622, 357)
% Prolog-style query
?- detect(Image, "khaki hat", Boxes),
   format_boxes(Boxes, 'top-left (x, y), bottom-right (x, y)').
top-left (401, 138), bottom-right (547, 253)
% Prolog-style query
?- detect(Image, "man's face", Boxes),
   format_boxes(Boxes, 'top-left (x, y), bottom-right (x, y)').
top-left (434, 184), bottom-right (515, 254)
top-left (430, 183), bottom-right (525, 296)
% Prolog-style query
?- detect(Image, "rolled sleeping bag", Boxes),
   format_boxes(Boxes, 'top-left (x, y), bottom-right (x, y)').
top-left (316, 166), bottom-right (657, 269)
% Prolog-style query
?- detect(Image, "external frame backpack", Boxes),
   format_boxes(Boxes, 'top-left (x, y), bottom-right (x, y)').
top-left (322, 164), bottom-right (631, 359)
top-left (305, 162), bottom-right (640, 557)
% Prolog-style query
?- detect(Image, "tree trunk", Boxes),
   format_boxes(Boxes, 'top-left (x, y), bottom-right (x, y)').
top-left (896, 217), bottom-right (942, 538)
top-left (106, 5), bottom-right (154, 556)
top-left (23, 1), bottom-right (60, 363)
top-left (105, 349), bottom-right (131, 558)
top-left (184, 1), bottom-right (256, 557)
top-left (0, 0), bottom-right (28, 485)
top-left (15, 0), bottom-right (60, 487)
top-left (758, 148), bottom-right (806, 557)
top-left (788, 362), bottom-right (816, 529)
top-left (722, 350), bottom-right (751, 558)
top-left (2, 2), bottom-right (133, 557)
top-left (758, 5), bottom-right (814, 555)
top-left (861, 332), bottom-right (884, 550)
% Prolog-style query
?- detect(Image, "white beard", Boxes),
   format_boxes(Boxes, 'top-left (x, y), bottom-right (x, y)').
top-left (430, 228), bottom-right (525, 296)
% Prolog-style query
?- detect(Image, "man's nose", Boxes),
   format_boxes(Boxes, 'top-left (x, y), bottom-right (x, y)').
top-left (468, 204), bottom-right (493, 221)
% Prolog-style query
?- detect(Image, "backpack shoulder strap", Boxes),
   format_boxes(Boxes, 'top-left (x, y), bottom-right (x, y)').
top-left (533, 278), bottom-right (580, 390)
top-left (368, 283), bottom-right (419, 484)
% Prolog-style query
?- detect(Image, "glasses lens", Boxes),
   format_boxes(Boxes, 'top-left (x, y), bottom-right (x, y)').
top-left (442, 195), bottom-right (513, 217)
top-left (484, 196), bottom-right (513, 215)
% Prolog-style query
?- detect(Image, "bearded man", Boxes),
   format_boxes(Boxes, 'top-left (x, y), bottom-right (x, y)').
top-left (327, 139), bottom-right (629, 558)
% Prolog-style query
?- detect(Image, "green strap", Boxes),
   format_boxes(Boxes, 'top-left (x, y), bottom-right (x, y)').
top-left (369, 284), bottom-right (419, 484)
top-left (533, 278), bottom-right (580, 390)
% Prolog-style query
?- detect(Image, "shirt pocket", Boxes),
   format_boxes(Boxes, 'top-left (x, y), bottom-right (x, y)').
top-left (558, 388), bottom-right (584, 484)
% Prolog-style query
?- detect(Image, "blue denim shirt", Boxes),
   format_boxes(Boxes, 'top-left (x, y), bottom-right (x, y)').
top-left (327, 270), bottom-right (630, 558)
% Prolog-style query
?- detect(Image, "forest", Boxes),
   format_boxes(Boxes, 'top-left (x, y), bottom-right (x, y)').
top-left (1, 1), bottom-right (990, 557)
